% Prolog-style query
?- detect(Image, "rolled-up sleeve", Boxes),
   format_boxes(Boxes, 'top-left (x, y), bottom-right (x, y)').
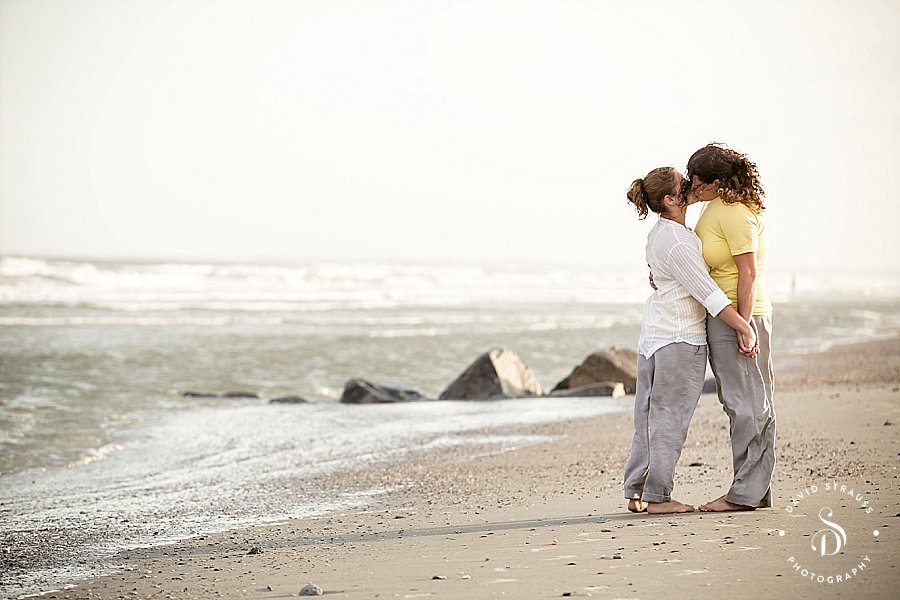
top-left (665, 242), bottom-right (731, 316)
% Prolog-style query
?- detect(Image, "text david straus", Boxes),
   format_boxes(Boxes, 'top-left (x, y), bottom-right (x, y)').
top-left (784, 483), bottom-right (874, 515)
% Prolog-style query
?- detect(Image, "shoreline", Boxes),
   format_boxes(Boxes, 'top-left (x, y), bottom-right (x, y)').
top-left (9, 337), bottom-right (900, 599)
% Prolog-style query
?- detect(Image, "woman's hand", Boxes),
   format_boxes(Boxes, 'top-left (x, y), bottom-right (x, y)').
top-left (738, 325), bottom-right (758, 358)
top-left (713, 306), bottom-right (757, 357)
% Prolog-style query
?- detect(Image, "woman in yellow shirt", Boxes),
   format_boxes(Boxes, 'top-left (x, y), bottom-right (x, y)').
top-left (688, 143), bottom-right (776, 512)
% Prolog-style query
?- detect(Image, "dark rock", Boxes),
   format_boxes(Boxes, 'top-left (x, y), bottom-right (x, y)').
top-left (549, 382), bottom-right (625, 398)
top-left (269, 396), bottom-right (311, 404)
top-left (340, 378), bottom-right (433, 404)
top-left (702, 378), bottom-right (718, 394)
top-left (182, 391), bottom-right (220, 398)
top-left (551, 347), bottom-right (637, 395)
top-left (439, 348), bottom-right (543, 400)
top-left (182, 391), bottom-right (260, 399)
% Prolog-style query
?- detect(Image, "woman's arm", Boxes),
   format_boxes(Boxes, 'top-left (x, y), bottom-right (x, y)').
top-left (733, 251), bottom-right (758, 323)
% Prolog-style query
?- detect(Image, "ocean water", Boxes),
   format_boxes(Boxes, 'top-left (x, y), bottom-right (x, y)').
top-left (1, 255), bottom-right (899, 596)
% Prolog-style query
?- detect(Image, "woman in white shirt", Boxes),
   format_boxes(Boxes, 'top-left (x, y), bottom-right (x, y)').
top-left (622, 166), bottom-right (756, 514)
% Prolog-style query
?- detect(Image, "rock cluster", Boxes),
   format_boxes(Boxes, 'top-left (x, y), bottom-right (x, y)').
top-left (182, 346), bottom-right (639, 405)
top-left (337, 346), bottom-right (634, 403)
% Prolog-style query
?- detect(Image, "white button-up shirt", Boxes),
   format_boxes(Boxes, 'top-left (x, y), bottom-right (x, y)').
top-left (638, 217), bottom-right (731, 359)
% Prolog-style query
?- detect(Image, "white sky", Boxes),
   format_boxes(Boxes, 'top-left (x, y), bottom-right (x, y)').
top-left (1, 0), bottom-right (898, 273)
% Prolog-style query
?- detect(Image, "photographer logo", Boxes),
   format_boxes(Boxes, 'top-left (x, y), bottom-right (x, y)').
top-left (780, 482), bottom-right (877, 584)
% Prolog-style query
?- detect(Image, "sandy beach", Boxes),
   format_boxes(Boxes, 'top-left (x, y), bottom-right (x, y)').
top-left (23, 338), bottom-right (900, 599)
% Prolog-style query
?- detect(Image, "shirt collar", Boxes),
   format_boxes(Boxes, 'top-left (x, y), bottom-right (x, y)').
top-left (658, 215), bottom-right (691, 232)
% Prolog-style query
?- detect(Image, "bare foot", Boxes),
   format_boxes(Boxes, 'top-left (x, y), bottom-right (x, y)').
top-left (647, 499), bottom-right (695, 514)
top-left (698, 496), bottom-right (756, 512)
top-left (627, 499), bottom-right (648, 513)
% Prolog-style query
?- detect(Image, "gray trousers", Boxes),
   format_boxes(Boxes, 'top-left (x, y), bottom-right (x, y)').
top-left (707, 314), bottom-right (776, 508)
top-left (623, 342), bottom-right (707, 503)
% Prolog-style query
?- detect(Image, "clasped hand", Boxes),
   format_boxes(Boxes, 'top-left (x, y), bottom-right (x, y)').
top-left (738, 328), bottom-right (758, 358)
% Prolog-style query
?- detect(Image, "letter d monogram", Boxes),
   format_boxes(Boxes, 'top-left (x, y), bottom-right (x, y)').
top-left (811, 507), bottom-right (847, 556)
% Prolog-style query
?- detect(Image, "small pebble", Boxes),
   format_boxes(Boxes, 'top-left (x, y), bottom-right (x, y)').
top-left (299, 582), bottom-right (323, 596)
top-left (432, 575), bottom-right (447, 580)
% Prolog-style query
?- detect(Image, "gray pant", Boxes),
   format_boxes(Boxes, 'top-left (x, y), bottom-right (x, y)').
top-left (707, 314), bottom-right (776, 508)
top-left (623, 342), bottom-right (707, 503)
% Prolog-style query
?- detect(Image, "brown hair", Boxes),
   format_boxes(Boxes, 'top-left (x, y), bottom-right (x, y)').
top-left (686, 143), bottom-right (766, 213)
top-left (626, 166), bottom-right (679, 220)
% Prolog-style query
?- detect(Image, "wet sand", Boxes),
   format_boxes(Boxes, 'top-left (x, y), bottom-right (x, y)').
top-left (27, 338), bottom-right (900, 599)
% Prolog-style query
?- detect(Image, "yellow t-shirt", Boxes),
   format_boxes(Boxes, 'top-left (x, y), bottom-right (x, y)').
top-left (694, 198), bottom-right (772, 316)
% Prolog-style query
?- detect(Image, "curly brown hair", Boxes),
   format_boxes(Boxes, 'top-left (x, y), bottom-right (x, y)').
top-left (686, 143), bottom-right (765, 213)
